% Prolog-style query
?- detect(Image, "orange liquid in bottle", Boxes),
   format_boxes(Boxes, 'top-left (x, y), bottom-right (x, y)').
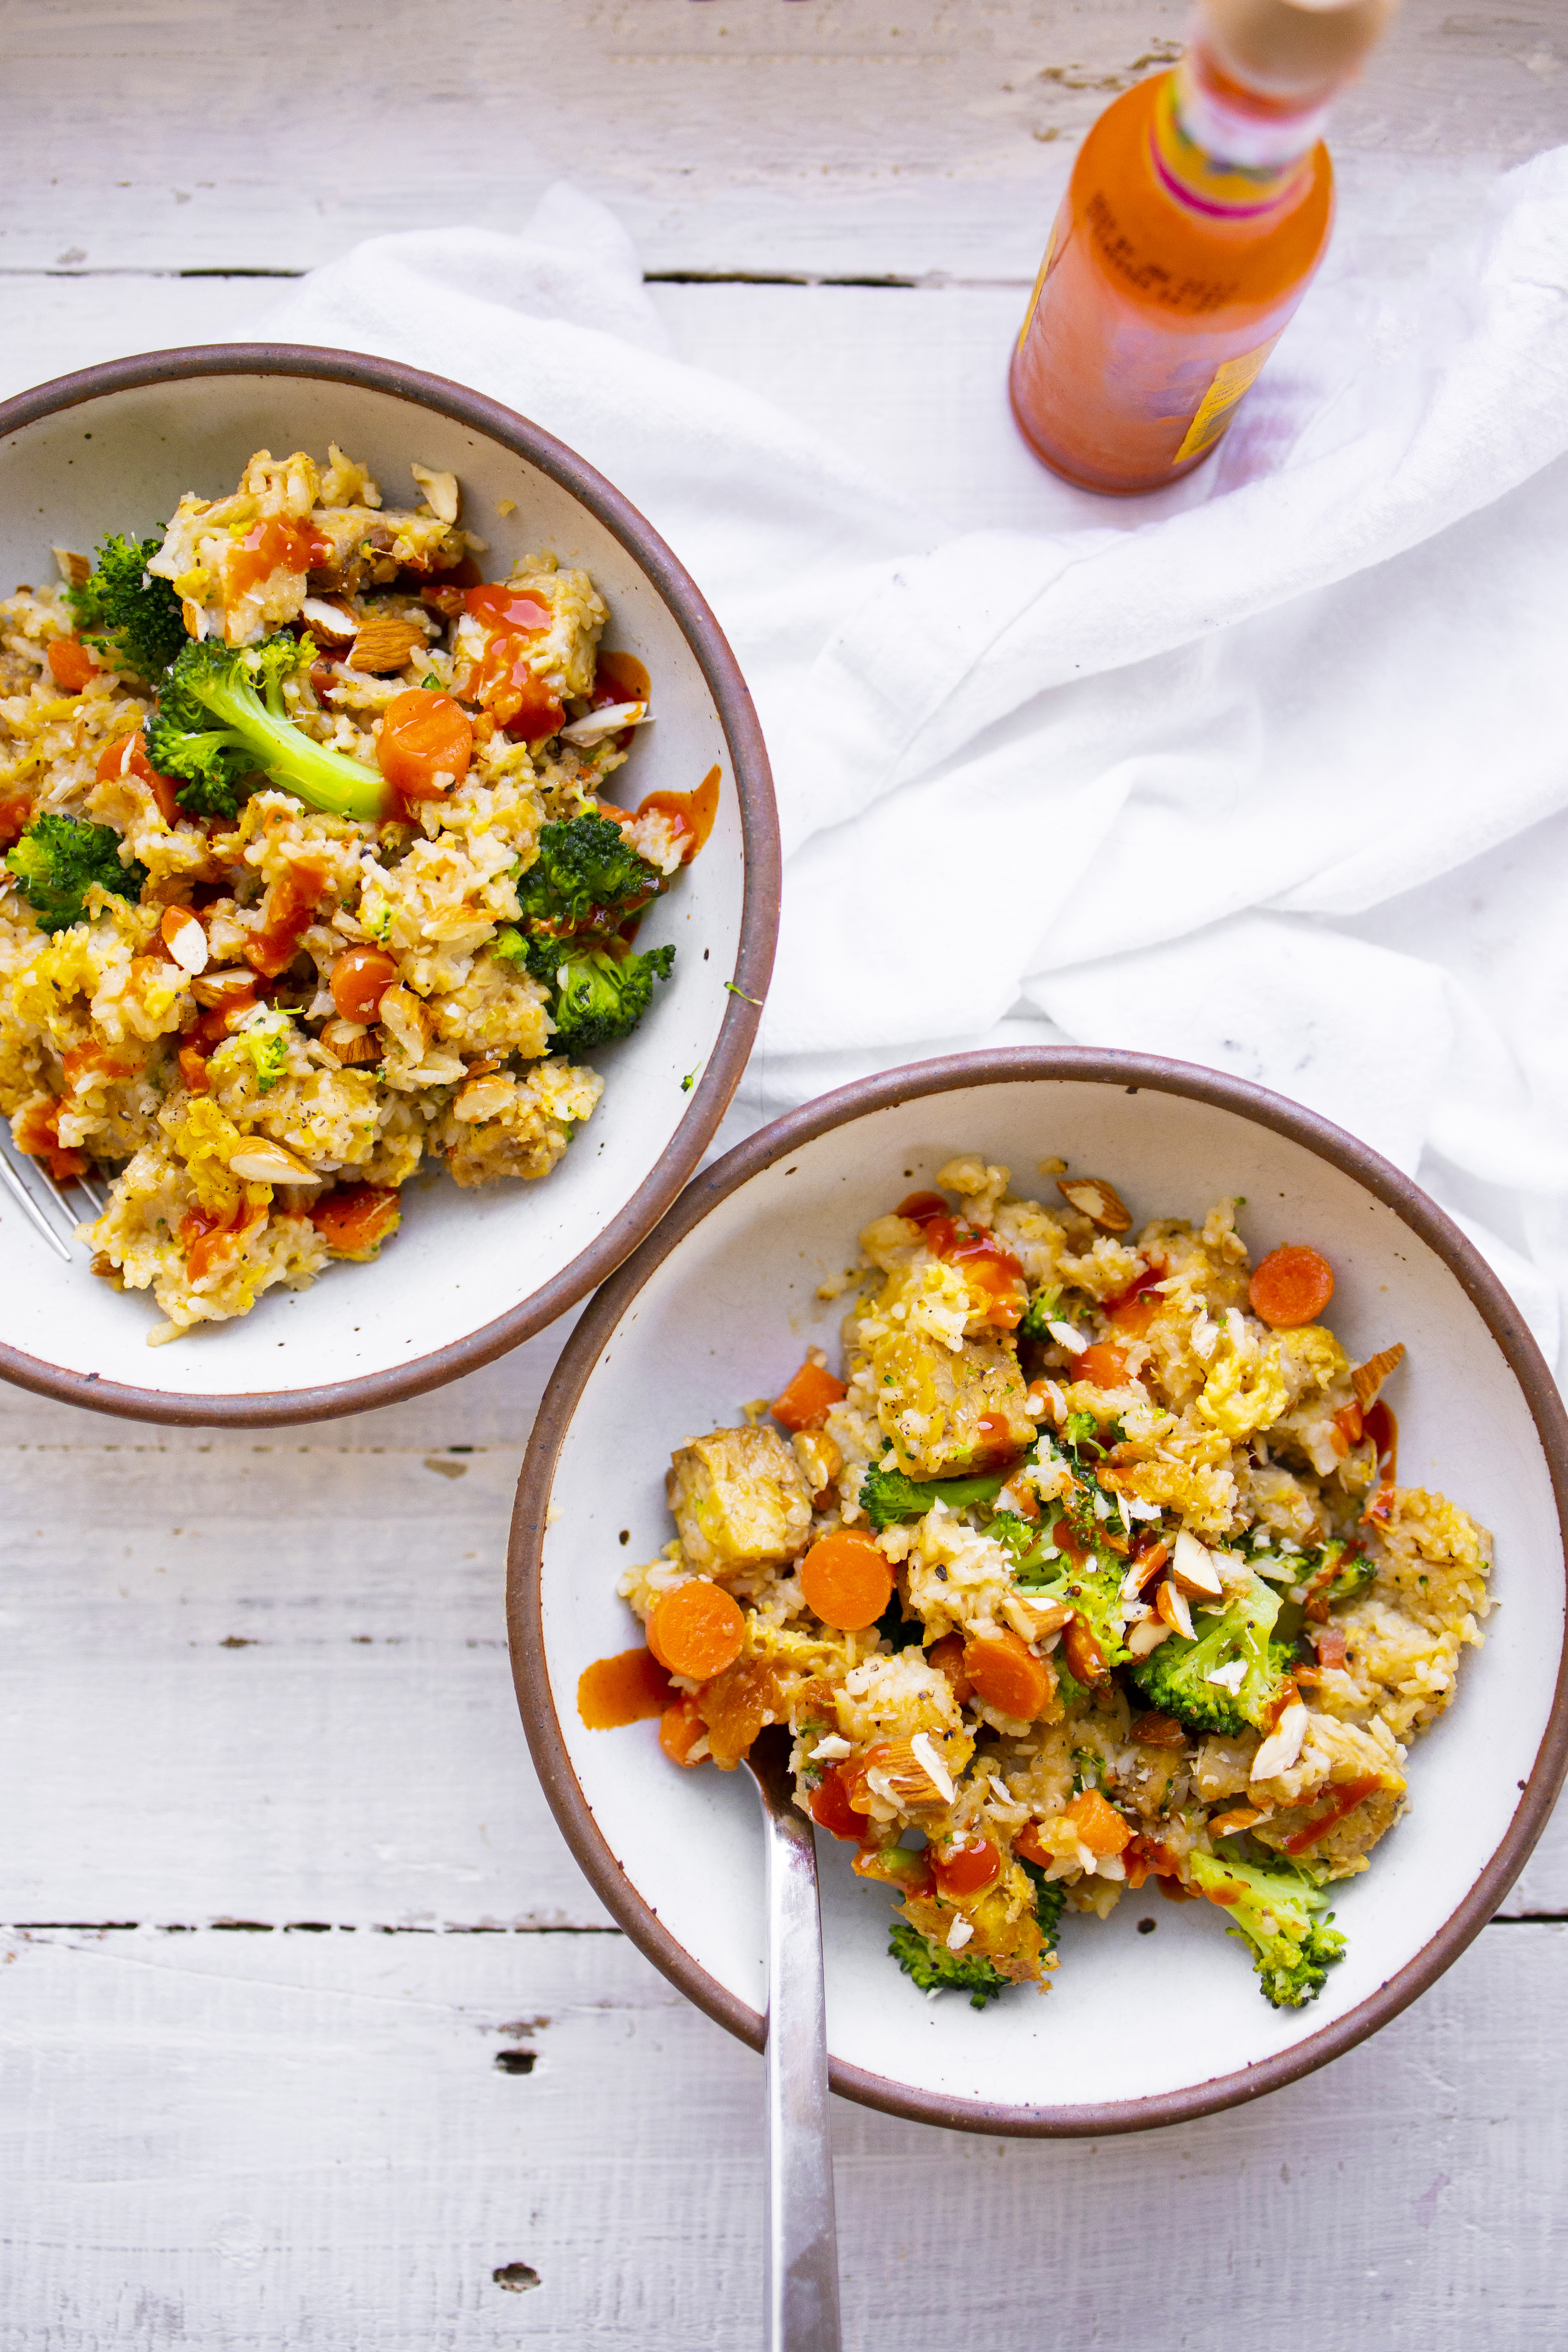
top-left (1010, 50), bottom-right (1336, 494)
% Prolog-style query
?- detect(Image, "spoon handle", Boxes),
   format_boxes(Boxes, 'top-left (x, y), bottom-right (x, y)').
top-left (758, 1794), bottom-right (842, 2352)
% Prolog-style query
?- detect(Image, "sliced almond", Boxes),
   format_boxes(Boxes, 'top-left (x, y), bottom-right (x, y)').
top-left (909, 1730), bottom-right (956, 1805)
top-left (1208, 1804), bottom-right (1264, 1837)
top-left (348, 614), bottom-right (430, 675)
top-left (453, 1073), bottom-right (516, 1123)
top-left (1250, 1698), bottom-right (1309, 1781)
top-left (1122, 1540), bottom-right (1170, 1598)
top-left (1129, 1709), bottom-right (1187, 1748)
top-left (1057, 1175), bottom-right (1132, 1233)
top-left (1155, 1580), bottom-right (1196, 1641)
top-left (558, 700), bottom-right (651, 749)
top-left (1124, 1616), bottom-right (1173, 1659)
top-left (1352, 1343), bottom-right (1405, 1411)
top-left (410, 463), bottom-right (460, 525)
top-left (180, 598), bottom-right (207, 643)
top-left (159, 905), bottom-right (209, 976)
top-left (228, 1141), bottom-right (322, 1185)
top-left (301, 594), bottom-right (359, 645)
top-left (190, 969), bottom-right (260, 1010)
top-left (1169, 1529), bottom-right (1224, 1601)
top-left (378, 984), bottom-right (434, 1062)
top-left (1003, 1593), bottom-right (1073, 1643)
top-left (53, 547), bottom-right (91, 590)
top-left (319, 1017), bottom-right (381, 1066)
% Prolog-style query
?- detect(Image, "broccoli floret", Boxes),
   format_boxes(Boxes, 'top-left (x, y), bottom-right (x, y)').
top-left (1021, 1543), bottom-right (1131, 1672)
top-left (147, 631), bottom-right (388, 821)
top-left (514, 814), bottom-right (662, 940)
top-left (1128, 1570), bottom-right (1292, 1735)
top-left (493, 815), bottom-right (675, 1054)
top-left (887, 1919), bottom-right (1009, 2009)
top-left (6, 814), bottom-right (147, 933)
top-left (1017, 1284), bottom-right (1066, 1342)
top-left (1062, 1409), bottom-right (1122, 1460)
top-left (65, 533), bottom-right (187, 682)
top-left (859, 1453), bottom-right (1020, 1532)
top-left (547, 941), bottom-right (676, 1051)
top-left (1017, 1856), bottom-right (1068, 1951)
top-left (1189, 1851), bottom-right (1346, 2008)
top-left (1325, 1553), bottom-right (1376, 1608)
top-left (494, 925), bottom-right (676, 1053)
top-left (1306, 1537), bottom-right (1376, 1612)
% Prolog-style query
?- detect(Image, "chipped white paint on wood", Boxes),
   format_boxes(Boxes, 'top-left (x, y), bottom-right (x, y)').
top-left (0, 2), bottom-right (1566, 2341)
top-left (0, 0), bottom-right (1562, 279)
top-left (1, 1920), bottom-right (1566, 2347)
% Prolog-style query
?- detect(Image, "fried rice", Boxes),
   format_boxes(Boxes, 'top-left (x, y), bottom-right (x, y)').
top-left (0, 444), bottom-right (705, 1342)
top-left (603, 1154), bottom-right (1493, 2011)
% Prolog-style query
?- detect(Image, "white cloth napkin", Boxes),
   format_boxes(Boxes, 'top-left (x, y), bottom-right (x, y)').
top-left (250, 156), bottom-right (1568, 1373)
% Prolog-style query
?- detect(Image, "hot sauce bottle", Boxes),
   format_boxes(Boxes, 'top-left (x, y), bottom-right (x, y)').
top-left (1009, 0), bottom-right (1394, 495)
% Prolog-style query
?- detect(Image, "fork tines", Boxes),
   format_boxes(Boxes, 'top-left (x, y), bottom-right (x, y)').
top-left (0, 1137), bottom-right (104, 1261)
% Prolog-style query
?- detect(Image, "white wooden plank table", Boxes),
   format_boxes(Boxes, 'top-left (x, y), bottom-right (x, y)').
top-left (1, 7), bottom-right (1565, 2345)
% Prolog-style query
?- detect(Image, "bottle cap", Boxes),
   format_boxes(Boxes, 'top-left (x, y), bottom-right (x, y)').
top-left (1200, 0), bottom-right (1397, 101)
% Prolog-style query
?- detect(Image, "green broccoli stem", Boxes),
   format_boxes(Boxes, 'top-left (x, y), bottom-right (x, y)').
top-left (190, 658), bottom-right (392, 822)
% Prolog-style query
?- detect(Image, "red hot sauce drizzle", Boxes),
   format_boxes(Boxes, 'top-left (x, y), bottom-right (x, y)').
top-left (1360, 1399), bottom-right (1399, 1524)
top-left (634, 764), bottom-right (721, 867)
top-left (893, 1191), bottom-right (1026, 1330)
top-left (226, 518), bottom-right (335, 604)
top-left (460, 582), bottom-right (562, 738)
top-left (577, 1647), bottom-right (676, 1729)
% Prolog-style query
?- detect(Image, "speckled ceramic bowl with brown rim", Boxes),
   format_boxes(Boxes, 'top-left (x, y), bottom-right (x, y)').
top-left (0, 346), bottom-right (778, 1425)
top-left (508, 1048), bottom-right (1568, 2136)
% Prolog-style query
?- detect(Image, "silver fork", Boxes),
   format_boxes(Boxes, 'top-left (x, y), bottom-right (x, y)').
top-left (742, 1723), bottom-right (843, 2352)
top-left (0, 1135), bottom-right (105, 1261)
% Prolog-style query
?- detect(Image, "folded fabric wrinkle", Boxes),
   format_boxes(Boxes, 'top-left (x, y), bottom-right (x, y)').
top-left (252, 160), bottom-right (1568, 1373)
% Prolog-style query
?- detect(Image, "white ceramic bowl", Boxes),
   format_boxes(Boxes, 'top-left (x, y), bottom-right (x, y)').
top-left (0, 348), bottom-right (777, 1425)
top-left (509, 1050), bottom-right (1568, 2135)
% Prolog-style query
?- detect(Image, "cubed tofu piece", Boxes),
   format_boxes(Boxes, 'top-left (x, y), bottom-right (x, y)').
top-left (866, 1325), bottom-right (1036, 1478)
top-left (666, 1425), bottom-right (815, 1572)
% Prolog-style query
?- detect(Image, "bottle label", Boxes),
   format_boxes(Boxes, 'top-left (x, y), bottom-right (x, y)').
top-left (1152, 56), bottom-right (1322, 221)
top-left (1173, 336), bottom-right (1280, 463)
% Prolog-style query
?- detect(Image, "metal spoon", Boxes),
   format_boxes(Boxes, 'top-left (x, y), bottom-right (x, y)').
top-left (743, 1723), bottom-right (843, 2352)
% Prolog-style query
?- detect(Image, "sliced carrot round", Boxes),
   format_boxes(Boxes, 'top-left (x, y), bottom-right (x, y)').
top-left (961, 1629), bottom-right (1054, 1721)
top-left (308, 1183), bottom-right (402, 1262)
top-left (932, 1835), bottom-right (1001, 1899)
top-left (1015, 1821), bottom-right (1054, 1870)
top-left (47, 637), bottom-right (96, 692)
top-left (330, 946), bottom-right (400, 1023)
top-left (770, 1359), bottom-right (846, 1432)
top-left (376, 689), bottom-right (473, 800)
top-left (1076, 1340), bottom-right (1129, 1389)
top-left (1063, 1787), bottom-right (1133, 1857)
top-left (798, 1531), bottom-right (892, 1631)
top-left (927, 1631), bottom-right (973, 1707)
top-left (644, 1581), bottom-right (745, 1680)
top-left (1248, 1243), bottom-right (1335, 1328)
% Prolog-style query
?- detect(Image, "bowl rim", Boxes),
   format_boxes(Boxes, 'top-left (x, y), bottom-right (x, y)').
top-left (0, 343), bottom-right (780, 1427)
top-left (506, 1044), bottom-right (1568, 2137)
